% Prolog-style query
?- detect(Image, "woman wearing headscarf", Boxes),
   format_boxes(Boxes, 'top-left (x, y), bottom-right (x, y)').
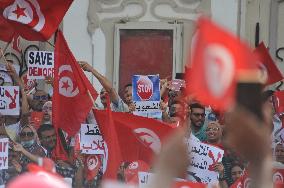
top-left (13, 125), bottom-right (46, 170)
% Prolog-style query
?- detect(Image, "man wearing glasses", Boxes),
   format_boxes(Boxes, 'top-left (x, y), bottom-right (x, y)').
top-left (189, 103), bottom-right (207, 141)
top-left (29, 90), bottom-right (50, 112)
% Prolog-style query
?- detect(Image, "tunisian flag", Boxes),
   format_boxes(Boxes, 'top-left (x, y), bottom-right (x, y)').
top-left (274, 91), bottom-right (284, 115)
top-left (254, 42), bottom-right (283, 85)
top-left (230, 171), bottom-right (250, 188)
top-left (53, 31), bottom-right (98, 136)
top-left (0, 15), bottom-right (15, 42)
top-left (93, 109), bottom-right (174, 179)
top-left (187, 17), bottom-right (257, 110)
top-left (0, 0), bottom-right (73, 41)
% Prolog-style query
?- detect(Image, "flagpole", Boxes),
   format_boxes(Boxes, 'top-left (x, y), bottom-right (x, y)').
top-left (87, 90), bottom-right (96, 108)
top-left (0, 48), bottom-right (9, 65)
top-left (46, 40), bottom-right (55, 48)
top-left (0, 40), bottom-right (12, 63)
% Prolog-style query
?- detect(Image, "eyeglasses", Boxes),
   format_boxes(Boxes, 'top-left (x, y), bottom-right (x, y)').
top-left (20, 132), bottom-right (34, 137)
top-left (192, 113), bottom-right (206, 117)
top-left (206, 127), bottom-right (220, 132)
top-left (33, 95), bottom-right (48, 100)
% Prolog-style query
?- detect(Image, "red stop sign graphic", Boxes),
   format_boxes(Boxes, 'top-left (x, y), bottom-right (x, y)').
top-left (137, 76), bottom-right (153, 100)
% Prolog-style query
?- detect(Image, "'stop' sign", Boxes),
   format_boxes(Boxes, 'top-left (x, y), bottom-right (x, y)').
top-left (132, 75), bottom-right (160, 102)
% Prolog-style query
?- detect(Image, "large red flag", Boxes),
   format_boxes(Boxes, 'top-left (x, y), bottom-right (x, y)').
top-left (53, 30), bottom-right (98, 136)
top-left (0, 15), bottom-right (15, 42)
top-left (93, 109), bottom-right (175, 179)
top-left (274, 91), bottom-right (284, 116)
top-left (85, 155), bottom-right (102, 181)
top-left (93, 98), bottom-right (123, 179)
top-left (187, 17), bottom-right (257, 110)
top-left (0, 0), bottom-right (73, 41)
top-left (254, 42), bottom-right (283, 85)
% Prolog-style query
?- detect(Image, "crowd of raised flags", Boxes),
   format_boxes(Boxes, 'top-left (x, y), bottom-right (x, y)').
top-left (1, 0), bottom-right (284, 188)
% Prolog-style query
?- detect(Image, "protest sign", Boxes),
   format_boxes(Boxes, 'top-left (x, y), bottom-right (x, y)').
top-left (80, 124), bottom-right (104, 155)
top-left (0, 86), bottom-right (20, 115)
top-left (0, 138), bottom-right (9, 170)
top-left (28, 51), bottom-right (54, 79)
top-left (0, 63), bottom-right (20, 85)
top-left (132, 75), bottom-right (161, 119)
top-left (138, 172), bottom-right (206, 188)
top-left (0, 70), bottom-right (12, 85)
top-left (186, 139), bottom-right (224, 183)
top-left (0, 63), bottom-right (20, 75)
top-left (21, 72), bottom-right (37, 94)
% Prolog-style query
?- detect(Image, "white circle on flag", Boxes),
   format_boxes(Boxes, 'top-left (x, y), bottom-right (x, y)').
top-left (87, 156), bottom-right (99, 171)
top-left (3, 0), bottom-right (45, 32)
top-left (134, 128), bottom-right (161, 154)
top-left (58, 65), bottom-right (79, 98)
top-left (204, 44), bottom-right (235, 98)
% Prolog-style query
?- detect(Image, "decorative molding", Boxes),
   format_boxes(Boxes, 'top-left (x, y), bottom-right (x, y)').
top-left (87, 0), bottom-right (100, 35)
top-left (178, 0), bottom-right (201, 4)
top-left (150, 0), bottom-right (199, 21)
top-left (87, 0), bottom-right (209, 35)
top-left (87, 0), bottom-right (147, 35)
top-left (97, 0), bottom-right (120, 5)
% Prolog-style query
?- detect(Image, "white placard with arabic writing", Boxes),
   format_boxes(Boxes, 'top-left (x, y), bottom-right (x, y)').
top-left (80, 124), bottom-right (104, 155)
top-left (0, 86), bottom-right (20, 115)
top-left (138, 172), bottom-right (186, 188)
top-left (186, 139), bottom-right (224, 183)
top-left (0, 138), bottom-right (9, 169)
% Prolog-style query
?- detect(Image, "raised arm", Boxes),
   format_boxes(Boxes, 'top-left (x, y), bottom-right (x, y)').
top-left (13, 143), bottom-right (42, 163)
top-left (6, 63), bottom-right (29, 126)
top-left (79, 61), bottom-right (119, 104)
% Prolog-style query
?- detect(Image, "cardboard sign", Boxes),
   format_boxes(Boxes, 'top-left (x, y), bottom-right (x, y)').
top-left (132, 75), bottom-right (161, 118)
top-left (0, 138), bottom-right (9, 170)
top-left (80, 124), bottom-right (104, 155)
top-left (28, 51), bottom-right (54, 79)
top-left (0, 86), bottom-right (20, 115)
top-left (186, 139), bottom-right (224, 183)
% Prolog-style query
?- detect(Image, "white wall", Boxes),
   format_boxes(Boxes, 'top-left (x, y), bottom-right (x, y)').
top-left (211, 0), bottom-right (239, 35)
top-left (63, 0), bottom-right (240, 94)
top-left (63, 0), bottom-right (98, 87)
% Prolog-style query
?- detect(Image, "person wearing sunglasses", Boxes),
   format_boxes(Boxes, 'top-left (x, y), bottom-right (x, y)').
top-left (13, 125), bottom-right (46, 170)
top-left (28, 90), bottom-right (50, 112)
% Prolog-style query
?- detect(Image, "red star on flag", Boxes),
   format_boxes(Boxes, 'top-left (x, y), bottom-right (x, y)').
top-left (12, 4), bottom-right (26, 19)
top-left (61, 80), bottom-right (70, 91)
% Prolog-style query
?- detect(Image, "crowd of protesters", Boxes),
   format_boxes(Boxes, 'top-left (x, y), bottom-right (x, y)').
top-left (0, 57), bottom-right (284, 188)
